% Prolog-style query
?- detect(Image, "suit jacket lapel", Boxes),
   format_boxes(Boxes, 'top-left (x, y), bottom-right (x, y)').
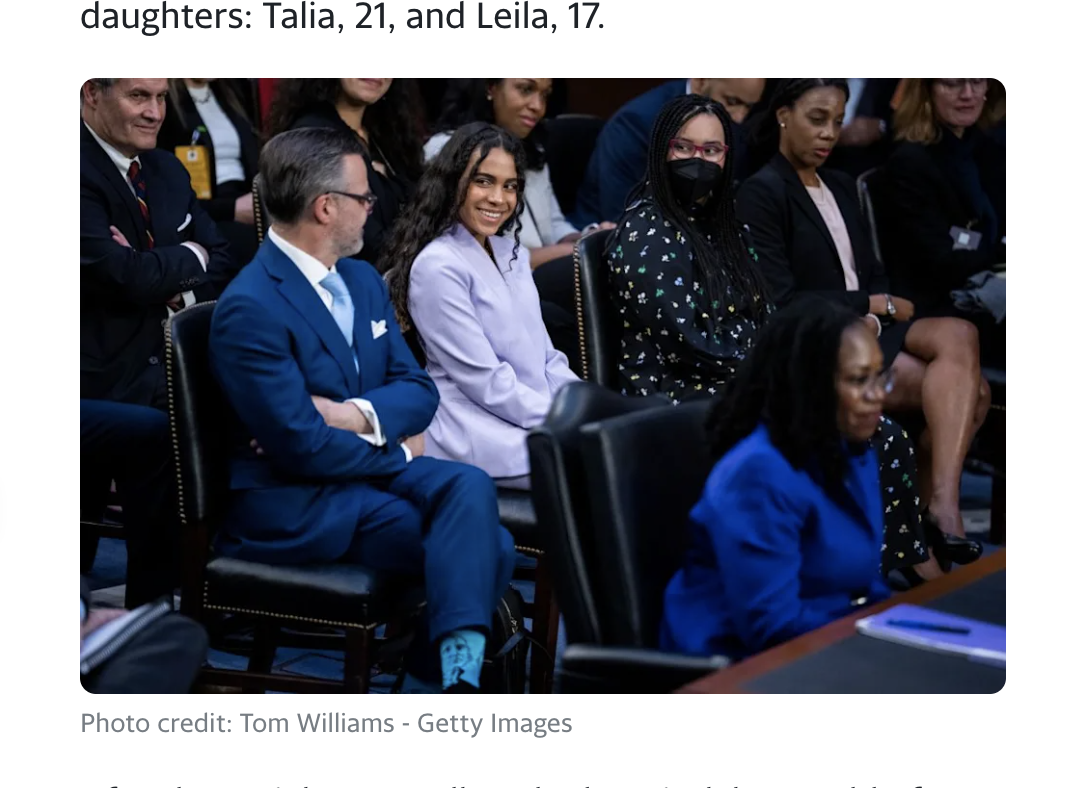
top-left (264, 240), bottom-right (362, 395)
top-left (81, 121), bottom-right (150, 248)
top-left (774, 154), bottom-right (840, 265)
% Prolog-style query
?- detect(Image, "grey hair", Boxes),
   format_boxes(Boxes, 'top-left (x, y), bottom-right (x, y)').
top-left (81, 78), bottom-right (116, 103)
top-left (259, 128), bottom-right (366, 225)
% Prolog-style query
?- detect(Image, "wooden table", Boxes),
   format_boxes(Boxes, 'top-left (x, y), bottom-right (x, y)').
top-left (678, 550), bottom-right (1005, 693)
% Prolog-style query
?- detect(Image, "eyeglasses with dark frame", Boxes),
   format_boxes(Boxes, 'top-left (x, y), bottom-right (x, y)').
top-left (668, 138), bottom-right (730, 161)
top-left (934, 79), bottom-right (988, 94)
top-left (327, 190), bottom-right (378, 211)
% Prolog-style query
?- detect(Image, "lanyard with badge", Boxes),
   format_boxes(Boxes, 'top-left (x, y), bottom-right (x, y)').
top-left (175, 126), bottom-right (212, 200)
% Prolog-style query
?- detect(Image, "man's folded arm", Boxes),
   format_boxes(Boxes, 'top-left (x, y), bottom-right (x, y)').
top-left (209, 294), bottom-right (408, 480)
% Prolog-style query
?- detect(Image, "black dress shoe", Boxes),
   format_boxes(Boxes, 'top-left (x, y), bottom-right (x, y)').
top-left (922, 512), bottom-right (983, 571)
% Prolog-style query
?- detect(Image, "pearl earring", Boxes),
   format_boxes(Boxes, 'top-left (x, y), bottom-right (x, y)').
top-left (779, 122), bottom-right (786, 128)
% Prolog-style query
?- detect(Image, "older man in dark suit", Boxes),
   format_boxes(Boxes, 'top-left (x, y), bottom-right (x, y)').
top-left (80, 78), bottom-right (233, 606)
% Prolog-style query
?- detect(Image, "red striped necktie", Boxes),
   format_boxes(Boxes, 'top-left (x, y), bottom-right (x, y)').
top-left (127, 160), bottom-right (154, 249)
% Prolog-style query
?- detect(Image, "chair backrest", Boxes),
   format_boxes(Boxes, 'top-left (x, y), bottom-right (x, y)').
top-left (580, 400), bottom-right (714, 648)
top-left (856, 167), bottom-right (884, 266)
top-left (527, 382), bottom-right (669, 645)
top-left (573, 229), bottom-right (620, 387)
top-left (251, 173), bottom-right (269, 244)
top-left (165, 302), bottom-right (230, 532)
top-left (543, 114), bottom-right (605, 216)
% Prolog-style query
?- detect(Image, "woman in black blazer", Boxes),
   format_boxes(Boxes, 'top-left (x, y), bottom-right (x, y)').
top-left (737, 78), bottom-right (988, 563)
top-left (267, 79), bottom-right (424, 270)
top-left (158, 79), bottom-right (260, 266)
top-left (874, 78), bottom-right (1005, 367)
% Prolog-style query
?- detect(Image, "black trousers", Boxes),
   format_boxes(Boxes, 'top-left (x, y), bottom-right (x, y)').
top-left (80, 400), bottom-right (179, 608)
top-left (82, 614), bottom-right (208, 694)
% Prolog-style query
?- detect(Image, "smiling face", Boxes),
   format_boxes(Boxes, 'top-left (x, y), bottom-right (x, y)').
top-left (488, 78), bottom-right (552, 140)
top-left (82, 78), bottom-right (169, 156)
top-left (338, 78), bottom-right (393, 106)
top-left (778, 86), bottom-right (846, 171)
top-left (457, 146), bottom-right (519, 246)
top-left (835, 323), bottom-right (887, 443)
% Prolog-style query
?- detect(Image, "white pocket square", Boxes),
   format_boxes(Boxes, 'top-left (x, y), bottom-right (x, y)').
top-left (371, 319), bottom-right (388, 339)
top-left (176, 213), bottom-right (192, 232)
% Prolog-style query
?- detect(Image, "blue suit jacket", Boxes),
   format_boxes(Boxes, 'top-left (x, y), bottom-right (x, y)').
top-left (572, 80), bottom-right (688, 227)
top-left (208, 237), bottom-right (439, 563)
top-left (661, 425), bottom-right (890, 659)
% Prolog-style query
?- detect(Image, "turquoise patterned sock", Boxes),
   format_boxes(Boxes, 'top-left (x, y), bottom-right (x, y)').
top-left (440, 629), bottom-right (486, 689)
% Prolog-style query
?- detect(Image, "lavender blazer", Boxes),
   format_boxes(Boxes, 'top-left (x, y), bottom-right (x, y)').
top-left (408, 224), bottom-right (578, 478)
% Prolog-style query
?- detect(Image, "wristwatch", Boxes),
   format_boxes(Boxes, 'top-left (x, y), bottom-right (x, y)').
top-left (885, 294), bottom-right (896, 317)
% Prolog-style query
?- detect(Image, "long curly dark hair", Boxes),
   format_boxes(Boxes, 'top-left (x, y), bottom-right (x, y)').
top-left (624, 93), bottom-right (769, 323)
top-left (381, 122), bottom-right (528, 330)
top-left (434, 78), bottom-right (548, 169)
top-left (267, 78), bottom-right (424, 181)
top-left (707, 296), bottom-right (863, 492)
top-left (749, 78), bottom-right (850, 165)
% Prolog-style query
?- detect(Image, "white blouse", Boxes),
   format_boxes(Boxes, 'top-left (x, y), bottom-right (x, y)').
top-left (188, 84), bottom-right (245, 185)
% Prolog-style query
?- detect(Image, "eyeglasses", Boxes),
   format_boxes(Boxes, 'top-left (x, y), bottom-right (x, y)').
top-left (668, 138), bottom-right (729, 161)
top-left (841, 368), bottom-right (896, 398)
top-left (327, 190), bottom-right (378, 211)
top-left (934, 79), bottom-right (988, 94)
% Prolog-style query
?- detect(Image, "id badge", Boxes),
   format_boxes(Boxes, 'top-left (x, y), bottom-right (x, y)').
top-left (949, 225), bottom-right (982, 251)
top-left (175, 145), bottom-right (212, 200)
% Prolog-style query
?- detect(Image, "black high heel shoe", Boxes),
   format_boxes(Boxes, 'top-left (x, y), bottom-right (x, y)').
top-left (922, 511), bottom-right (983, 571)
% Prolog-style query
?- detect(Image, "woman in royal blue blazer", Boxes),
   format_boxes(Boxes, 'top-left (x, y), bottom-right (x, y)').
top-left (662, 298), bottom-right (892, 659)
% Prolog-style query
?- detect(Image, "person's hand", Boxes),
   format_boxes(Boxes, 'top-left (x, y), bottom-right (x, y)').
top-left (868, 294), bottom-right (915, 322)
top-left (110, 225), bottom-right (131, 248)
top-left (889, 296), bottom-right (915, 322)
top-left (311, 395), bottom-right (371, 434)
top-left (863, 315), bottom-right (881, 336)
top-left (166, 295), bottom-right (185, 312)
top-left (403, 433), bottom-right (425, 458)
top-left (596, 221), bottom-right (617, 231)
top-left (234, 193), bottom-right (255, 225)
top-left (81, 607), bottom-right (127, 641)
top-left (839, 117), bottom-right (883, 147)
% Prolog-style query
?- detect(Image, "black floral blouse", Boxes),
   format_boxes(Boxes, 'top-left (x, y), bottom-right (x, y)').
top-left (608, 200), bottom-right (767, 402)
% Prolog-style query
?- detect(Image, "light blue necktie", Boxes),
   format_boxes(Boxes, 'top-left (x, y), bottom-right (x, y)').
top-left (319, 271), bottom-right (360, 374)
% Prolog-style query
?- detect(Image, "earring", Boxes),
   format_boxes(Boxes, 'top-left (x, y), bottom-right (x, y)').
top-left (779, 122), bottom-right (786, 128)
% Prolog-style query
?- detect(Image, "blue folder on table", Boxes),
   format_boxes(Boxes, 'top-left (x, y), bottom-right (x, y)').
top-left (855, 603), bottom-right (1005, 667)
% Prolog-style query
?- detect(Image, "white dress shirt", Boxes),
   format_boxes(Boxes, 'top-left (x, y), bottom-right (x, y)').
top-left (85, 121), bottom-right (207, 308)
top-left (267, 229), bottom-right (409, 461)
top-left (187, 84), bottom-right (246, 184)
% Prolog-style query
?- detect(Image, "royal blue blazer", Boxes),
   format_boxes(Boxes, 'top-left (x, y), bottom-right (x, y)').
top-left (661, 424), bottom-right (890, 659)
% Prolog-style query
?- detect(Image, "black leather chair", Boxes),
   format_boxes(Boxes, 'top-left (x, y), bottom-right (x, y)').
top-left (544, 114), bottom-right (605, 217)
top-left (166, 302), bottom-right (424, 693)
top-left (251, 173), bottom-right (269, 244)
top-left (528, 382), bottom-right (669, 647)
top-left (554, 399), bottom-right (729, 692)
top-left (573, 229), bottom-right (618, 386)
top-left (856, 168), bottom-right (886, 267)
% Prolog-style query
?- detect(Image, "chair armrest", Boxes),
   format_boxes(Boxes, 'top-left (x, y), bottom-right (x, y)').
top-left (558, 644), bottom-right (730, 694)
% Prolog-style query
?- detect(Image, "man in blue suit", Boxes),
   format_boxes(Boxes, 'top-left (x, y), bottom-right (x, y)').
top-left (572, 78), bottom-right (766, 227)
top-left (209, 128), bottom-right (516, 692)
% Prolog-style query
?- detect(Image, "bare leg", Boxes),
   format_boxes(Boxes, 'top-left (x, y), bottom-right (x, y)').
top-left (884, 318), bottom-right (984, 538)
